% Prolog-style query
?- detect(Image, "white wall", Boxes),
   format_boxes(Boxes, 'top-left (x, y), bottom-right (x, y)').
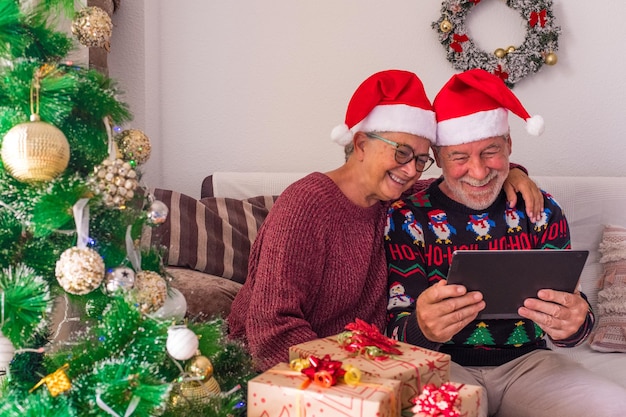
top-left (110, 0), bottom-right (626, 198)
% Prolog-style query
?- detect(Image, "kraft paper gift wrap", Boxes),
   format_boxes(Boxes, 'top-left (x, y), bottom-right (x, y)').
top-left (289, 336), bottom-right (451, 409)
top-left (451, 382), bottom-right (483, 417)
top-left (247, 362), bottom-right (402, 417)
top-left (411, 382), bottom-right (483, 417)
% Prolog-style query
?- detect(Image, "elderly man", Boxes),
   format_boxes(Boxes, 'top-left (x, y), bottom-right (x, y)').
top-left (385, 69), bottom-right (626, 417)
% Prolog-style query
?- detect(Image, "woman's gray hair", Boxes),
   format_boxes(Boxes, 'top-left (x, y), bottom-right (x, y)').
top-left (344, 142), bottom-right (355, 161)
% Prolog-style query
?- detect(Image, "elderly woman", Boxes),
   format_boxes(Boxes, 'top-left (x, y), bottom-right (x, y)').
top-left (227, 69), bottom-right (542, 371)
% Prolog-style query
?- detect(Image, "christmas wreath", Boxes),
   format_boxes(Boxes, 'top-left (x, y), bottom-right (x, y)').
top-left (432, 0), bottom-right (560, 88)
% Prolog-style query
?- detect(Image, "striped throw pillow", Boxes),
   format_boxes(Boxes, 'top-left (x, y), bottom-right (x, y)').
top-left (142, 189), bottom-right (276, 283)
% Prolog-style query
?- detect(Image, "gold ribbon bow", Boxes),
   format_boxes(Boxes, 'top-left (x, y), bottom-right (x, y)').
top-left (29, 363), bottom-right (71, 397)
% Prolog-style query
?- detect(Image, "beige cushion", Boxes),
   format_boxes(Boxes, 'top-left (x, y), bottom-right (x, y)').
top-left (167, 267), bottom-right (242, 319)
top-left (589, 225), bottom-right (626, 352)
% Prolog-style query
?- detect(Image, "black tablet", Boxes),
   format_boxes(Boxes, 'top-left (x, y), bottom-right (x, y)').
top-left (446, 249), bottom-right (589, 319)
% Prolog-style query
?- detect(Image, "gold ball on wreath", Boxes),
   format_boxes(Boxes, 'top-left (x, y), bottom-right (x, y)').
top-left (506, 45), bottom-right (517, 54)
top-left (439, 19), bottom-right (453, 33)
top-left (544, 52), bottom-right (558, 66)
top-left (1, 116), bottom-right (70, 183)
top-left (494, 48), bottom-right (506, 59)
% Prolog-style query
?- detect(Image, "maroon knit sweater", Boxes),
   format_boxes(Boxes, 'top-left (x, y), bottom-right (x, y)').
top-left (228, 172), bottom-right (436, 371)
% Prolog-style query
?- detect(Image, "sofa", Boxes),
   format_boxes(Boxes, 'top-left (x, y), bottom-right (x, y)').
top-left (142, 172), bottom-right (626, 389)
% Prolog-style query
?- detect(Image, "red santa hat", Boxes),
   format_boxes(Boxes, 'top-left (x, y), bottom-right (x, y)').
top-left (433, 69), bottom-right (544, 146)
top-left (331, 70), bottom-right (436, 146)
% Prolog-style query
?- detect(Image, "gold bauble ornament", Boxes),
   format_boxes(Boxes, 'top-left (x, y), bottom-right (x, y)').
top-left (170, 379), bottom-right (220, 406)
top-left (184, 355), bottom-right (222, 397)
top-left (544, 52), bottom-right (558, 65)
top-left (115, 129), bottom-right (152, 166)
top-left (134, 270), bottom-right (168, 314)
top-left (494, 48), bottom-right (506, 59)
top-left (71, 6), bottom-right (113, 51)
top-left (202, 376), bottom-right (221, 395)
top-left (439, 19), bottom-right (453, 33)
top-left (506, 45), bottom-right (516, 54)
top-left (1, 115), bottom-right (70, 182)
top-left (89, 158), bottom-right (139, 208)
top-left (188, 355), bottom-right (214, 380)
top-left (55, 247), bottom-right (106, 295)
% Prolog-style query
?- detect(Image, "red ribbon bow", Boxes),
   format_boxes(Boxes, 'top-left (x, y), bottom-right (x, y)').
top-left (338, 319), bottom-right (403, 360)
top-left (529, 9), bottom-right (547, 28)
top-left (493, 65), bottom-right (509, 81)
top-left (301, 355), bottom-right (346, 388)
top-left (450, 34), bottom-right (469, 53)
top-left (412, 383), bottom-right (461, 417)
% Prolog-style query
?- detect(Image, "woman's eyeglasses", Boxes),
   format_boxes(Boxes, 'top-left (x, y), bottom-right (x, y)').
top-left (366, 132), bottom-right (434, 172)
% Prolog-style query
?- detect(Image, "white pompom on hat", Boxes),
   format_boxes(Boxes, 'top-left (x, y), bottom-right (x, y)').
top-left (330, 70), bottom-right (437, 146)
top-left (433, 68), bottom-right (544, 146)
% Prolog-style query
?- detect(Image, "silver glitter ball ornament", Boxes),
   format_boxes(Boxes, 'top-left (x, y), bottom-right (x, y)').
top-left (103, 266), bottom-right (136, 294)
top-left (147, 200), bottom-right (169, 225)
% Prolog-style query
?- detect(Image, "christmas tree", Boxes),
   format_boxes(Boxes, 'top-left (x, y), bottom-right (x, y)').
top-left (464, 322), bottom-right (496, 346)
top-left (0, 1), bottom-right (254, 416)
top-left (506, 321), bottom-right (530, 347)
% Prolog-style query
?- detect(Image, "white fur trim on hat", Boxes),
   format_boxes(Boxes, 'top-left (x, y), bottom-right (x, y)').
top-left (346, 104), bottom-right (436, 144)
top-left (331, 123), bottom-right (353, 146)
top-left (331, 104), bottom-right (436, 146)
top-left (525, 115), bottom-right (545, 136)
top-left (436, 108), bottom-right (509, 146)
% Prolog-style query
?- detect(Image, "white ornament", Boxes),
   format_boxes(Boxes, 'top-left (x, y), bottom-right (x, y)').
top-left (0, 331), bottom-right (15, 380)
top-left (151, 288), bottom-right (187, 321)
top-left (166, 326), bottom-right (199, 361)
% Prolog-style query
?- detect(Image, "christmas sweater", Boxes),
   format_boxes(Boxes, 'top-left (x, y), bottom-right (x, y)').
top-left (385, 178), bottom-right (594, 366)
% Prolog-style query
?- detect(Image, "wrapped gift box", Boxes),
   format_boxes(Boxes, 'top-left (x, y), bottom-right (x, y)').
top-left (248, 362), bottom-right (402, 417)
top-left (410, 382), bottom-right (483, 417)
top-left (289, 336), bottom-right (451, 409)
top-left (452, 382), bottom-right (483, 417)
